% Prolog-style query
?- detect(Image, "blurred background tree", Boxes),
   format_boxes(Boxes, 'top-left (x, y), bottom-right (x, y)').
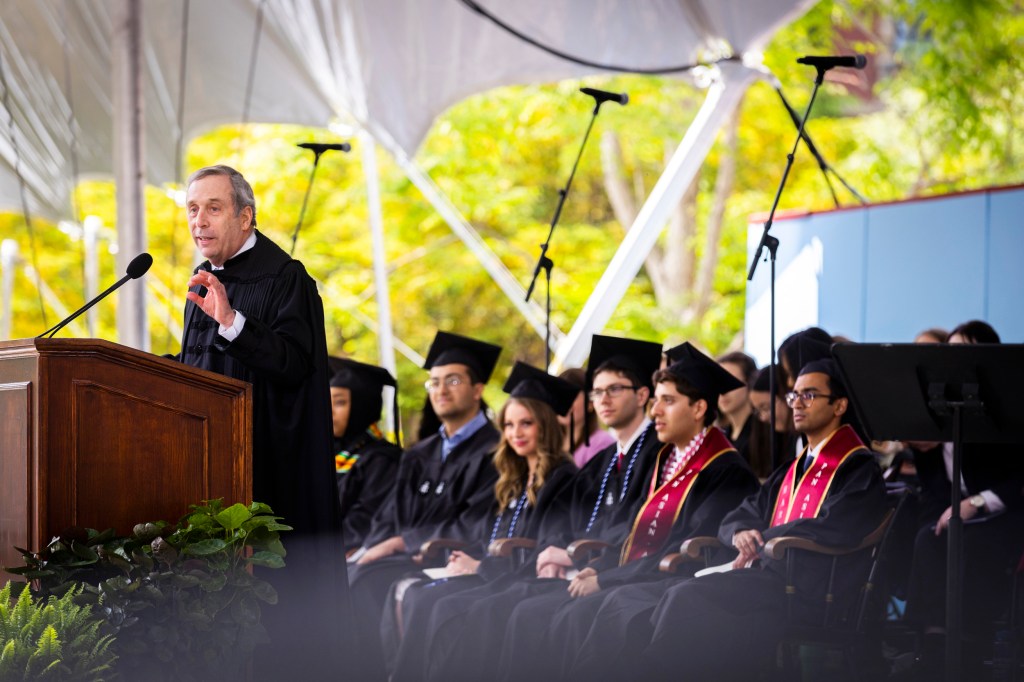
top-left (2, 0), bottom-right (1022, 437)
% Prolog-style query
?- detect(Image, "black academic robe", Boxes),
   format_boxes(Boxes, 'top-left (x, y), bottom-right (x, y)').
top-left (346, 420), bottom-right (500, 682)
top-left (728, 414), bottom-right (753, 461)
top-left (360, 422), bottom-right (501, 551)
top-left (177, 230), bottom-right (339, 536)
top-left (495, 441), bottom-right (761, 682)
top-left (336, 433), bottom-right (402, 551)
top-left (175, 230), bottom-right (345, 680)
top-left (906, 442), bottom-right (1024, 633)
top-left (387, 462), bottom-right (578, 682)
top-left (417, 425), bottom-right (670, 682)
top-left (543, 421), bottom-right (663, 552)
top-left (729, 413), bottom-right (775, 480)
top-left (632, 442), bottom-right (887, 680)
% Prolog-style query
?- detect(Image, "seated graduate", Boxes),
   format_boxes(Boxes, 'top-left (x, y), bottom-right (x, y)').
top-left (534, 334), bottom-right (665, 579)
top-left (557, 367), bottom-right (616, 468)
top-left (625, 358), bottom-right (887, 680)
top-left (391, 334), bottom-right (665, 682)
top-left (777, 326), bottom-right (833, 392)
top-left (385, 361), bottom-right (579, 681)
top-left (902, 320), bottom-right (1024, 678)
top-left (329, 358), bottom-right (403, 554)
top-left (495, 342), bottom-right (762, 681)
top-left (716, 350), bottom-right (773, 478)
top-left (748, 364), bottom-right (800, 473)
top-left (346, 331), bottom-right (502, 681)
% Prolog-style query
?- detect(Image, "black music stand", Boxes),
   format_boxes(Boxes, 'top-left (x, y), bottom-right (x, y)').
top-left (832, 342), bottom-right (1024, 682)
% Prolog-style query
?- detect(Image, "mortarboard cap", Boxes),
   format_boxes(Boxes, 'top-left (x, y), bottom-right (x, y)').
top-left (779, 328), bottom-right (833, 377)
top-left (503, 361), bottom-right (581, 417)
top-left (663, 342), bottom-right (688, 366)
top-left (587, 334), bottom-right (663, 392)
top-left (423, 331), bottom-right (502, 383)
top-left (663, 342), bottom-right (745, 402)
top-left (329, 357), bottom-right (402, 446)
top-left (752, 366), bottom-right (777, 394)
top-left (330, 357), bottom-right (397, 392)
top-left (798, 358), bottom-right (848, 399)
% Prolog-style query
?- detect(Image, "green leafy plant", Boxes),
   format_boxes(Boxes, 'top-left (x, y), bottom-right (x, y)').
top-left (4, 499), bottom-right (291, 681)
top-left (0, 582), bottom-right (117, 681)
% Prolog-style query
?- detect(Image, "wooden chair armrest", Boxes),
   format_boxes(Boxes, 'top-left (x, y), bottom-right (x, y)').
top-left (660, 537), bottom-right (724, 573)
top-left (659, 553), bottom-right (689, 574)
top-left (419, 538), bottom-right (470, 561)
top-left (763, 536), bottom-right (843, 560)
top-left (567, 539), bottom-right (611, 564)
top-left (679, 536), bottom-right (724, 560)
top-left (763, 509), bottom-right (894, 561)
top-left (488, 537), bottom-right (537, 558)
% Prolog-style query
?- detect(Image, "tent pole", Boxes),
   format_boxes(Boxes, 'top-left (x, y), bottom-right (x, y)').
top-left (112, 0), bottom-right (149, 350)
top-left (360, 129), bottom-right (399, 435)
top-left (380, 139), bottom-right (559, 347)
top-left (554, 62), bottom-right (759, 369)
top-left (1, 239), bottom-right (16, 339)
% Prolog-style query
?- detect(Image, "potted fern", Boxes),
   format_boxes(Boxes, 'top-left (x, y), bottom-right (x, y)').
top-left (0, 582), bottom-right (117, 681)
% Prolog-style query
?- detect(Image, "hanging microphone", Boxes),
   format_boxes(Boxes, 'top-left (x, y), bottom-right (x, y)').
top-left (796, 55), bottom-right (867, 70)
top-left (297, 142), bottom-right (352, 153)
top-left (37, 252), bottom-right (153, 338)
top-left (580, 87), bottom-right (629, 106)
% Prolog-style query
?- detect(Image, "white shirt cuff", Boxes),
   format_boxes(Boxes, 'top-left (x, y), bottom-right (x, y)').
top-left (978, 490), bottom-right (1005, 514)
top-left (218, 310), bottom-right (246, 341)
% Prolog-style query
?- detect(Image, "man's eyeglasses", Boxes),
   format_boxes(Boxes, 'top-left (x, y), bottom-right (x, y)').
top-left (784, 391), bottom-right (834, 408)
top-left (424, 375), bottom-right (467, 392)
top-left (589, 384), bottom-right (638, 401)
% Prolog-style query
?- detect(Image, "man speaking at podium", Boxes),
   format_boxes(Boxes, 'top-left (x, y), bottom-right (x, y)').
top-left (173, 164), bottom-right (345, 678)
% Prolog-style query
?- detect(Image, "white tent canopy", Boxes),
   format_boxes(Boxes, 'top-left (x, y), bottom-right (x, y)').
top-left (0, 0), bottom-right (811, 360)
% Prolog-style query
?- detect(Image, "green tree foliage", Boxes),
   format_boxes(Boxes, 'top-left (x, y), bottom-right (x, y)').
top-left (2, 1), bottom-right (1023, 433)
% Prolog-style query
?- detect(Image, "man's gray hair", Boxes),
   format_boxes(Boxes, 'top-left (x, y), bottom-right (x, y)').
top-left (187, 165), bottom-right (257, 227)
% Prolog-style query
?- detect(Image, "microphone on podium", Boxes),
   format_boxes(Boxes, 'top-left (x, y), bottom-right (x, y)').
top-left (37, 252), bottom-right (153, 338)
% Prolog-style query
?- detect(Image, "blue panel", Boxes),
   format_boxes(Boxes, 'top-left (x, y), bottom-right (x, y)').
top-left (745, 185), bottom-right (1024, 351)
top-left (811, 210), bottom-right (867, 341)
top-left (987, 191), bottom-right (1024, 342)
top-left (862, 195), bottom-right (988, 342)
top-left (746, 214), bottom-right (815, 303)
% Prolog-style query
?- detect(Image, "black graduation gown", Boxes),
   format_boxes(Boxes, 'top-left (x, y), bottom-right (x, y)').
top-left (174, 230), bottom-right (346, 680)
top-left (728, 414), bottom-right (753, 461)
top-left (177, 230), bottom-right (339, 535)
top-left (633, 446), bottom-right (886, 680)
top-left (497, 444), bottom-right (761, 681)
top-left (906, 442), bottom-right (1024, 633)
top-left (346, 421), bottom-right (500, 681)
top-left (416, 424), bottom-right (666, 682)
top-left (545, 421), bottom-right (663, 551)
top-left (388, 462), bottom-right (578, 682)
top-left (336, 433), bottom-right (402, 551)
top-left (359, 422), bottom-right (501, 551)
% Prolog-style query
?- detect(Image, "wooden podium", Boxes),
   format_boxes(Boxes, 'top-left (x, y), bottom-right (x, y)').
top-left (0, 338), bottom-right (252, 577)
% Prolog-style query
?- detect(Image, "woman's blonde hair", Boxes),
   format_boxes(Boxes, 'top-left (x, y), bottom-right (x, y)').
top-left (493, 397), bottom-right (571, 509)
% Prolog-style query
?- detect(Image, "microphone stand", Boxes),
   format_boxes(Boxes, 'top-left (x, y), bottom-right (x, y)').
top-left (773, 85), bottom-right (867, 207)
top-left (525, 96), bottom-right (609, 370)
top-left (748, 65), bottom-right (829, 470)
top-left (290, 148), bottom-right (328, 256)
